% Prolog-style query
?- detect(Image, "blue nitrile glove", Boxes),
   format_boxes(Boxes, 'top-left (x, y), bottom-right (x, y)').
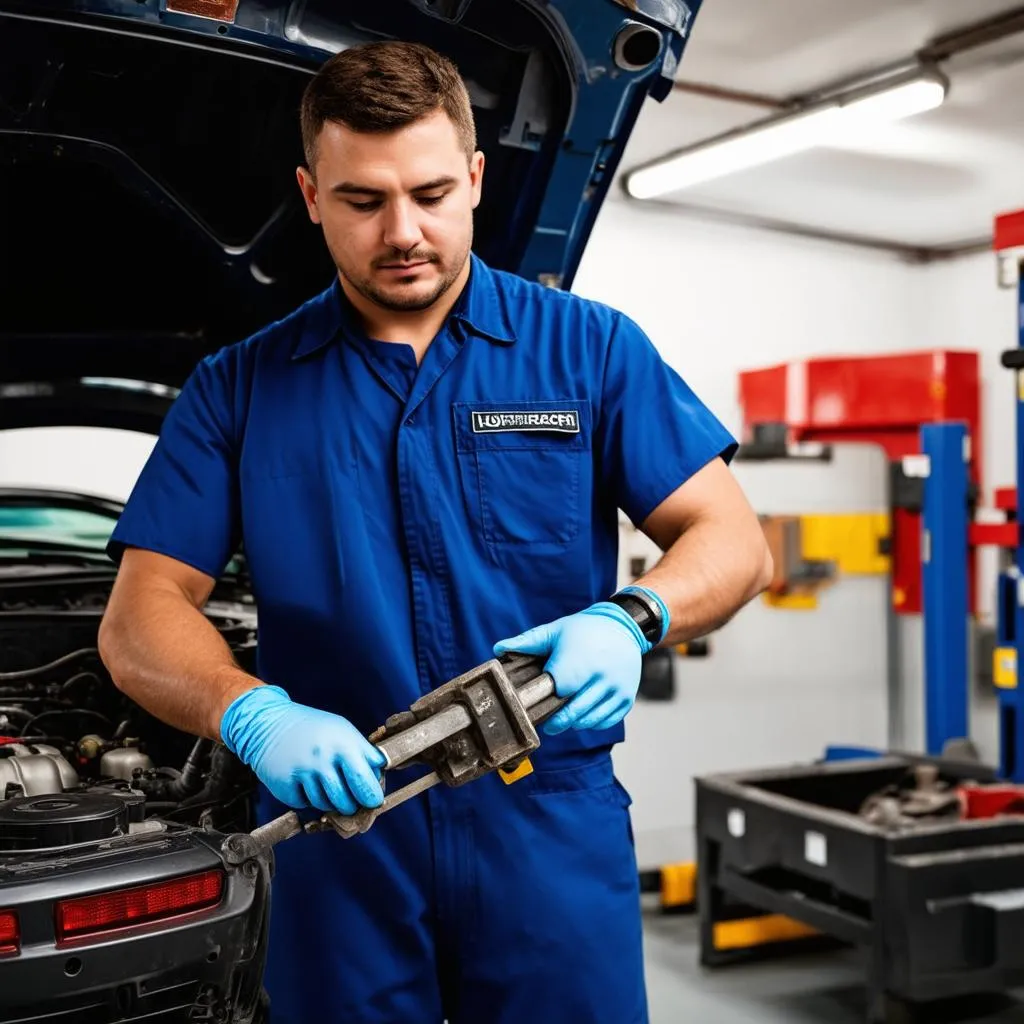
top-left (493, 586), bottom-right (670, 736)
top-left (220, 684), bottom-right (386, 816)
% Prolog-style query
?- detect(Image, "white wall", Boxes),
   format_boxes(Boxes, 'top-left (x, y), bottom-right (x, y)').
top-left (574, 199), bottom-right (1018, 868)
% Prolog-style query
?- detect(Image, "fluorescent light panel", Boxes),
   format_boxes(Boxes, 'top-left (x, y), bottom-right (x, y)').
top-left (625, 70), bottom-right (947, 199)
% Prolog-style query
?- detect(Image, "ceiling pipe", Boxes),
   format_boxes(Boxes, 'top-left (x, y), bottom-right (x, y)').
top-left (919, 5), bottom-right (1024, 62)
top-left (620, 194), bottom-right (993, 265)
top-left (669, 6), bottom-right (1024, 113)
top-left (671, 79), bottom-right (787, 110)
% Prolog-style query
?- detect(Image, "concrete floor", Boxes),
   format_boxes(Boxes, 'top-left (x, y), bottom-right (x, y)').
top-left (643, 912), bottom-right (1024, 1024)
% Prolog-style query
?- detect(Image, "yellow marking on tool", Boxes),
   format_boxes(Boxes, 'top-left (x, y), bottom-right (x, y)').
top-left (994, 646), bottom-right (1017, 690)
top-left (498, 758), bottom-right (534, 784)
top-left (660, 862), bottom-right (697, 908)
top-left (713, 914), bottom-right (820, 950)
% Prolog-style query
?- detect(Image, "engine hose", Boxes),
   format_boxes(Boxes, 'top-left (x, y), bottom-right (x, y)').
top-left (0, 648), bottom-right (99, 680)
top-left (164, 737), bottom-right (213, 800)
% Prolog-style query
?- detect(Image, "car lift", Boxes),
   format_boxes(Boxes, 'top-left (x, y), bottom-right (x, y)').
top-left (677, 213), bottom-right (1024, 1022)
top-left (644, 210), bottom-right (1024, 976)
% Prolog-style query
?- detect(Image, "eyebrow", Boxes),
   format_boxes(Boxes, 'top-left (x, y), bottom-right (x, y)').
top-left (331, 175), bottom-right (458, 196)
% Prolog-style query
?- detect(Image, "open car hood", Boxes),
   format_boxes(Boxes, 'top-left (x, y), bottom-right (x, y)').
top-left (0, 0), bottom-right (702, 421)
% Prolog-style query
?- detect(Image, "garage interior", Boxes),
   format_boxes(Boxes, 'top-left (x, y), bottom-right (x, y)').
top-left (595, 2), bottom-right (1024, 1020)
top-left (4, 0), bottom-right (1024, 1021)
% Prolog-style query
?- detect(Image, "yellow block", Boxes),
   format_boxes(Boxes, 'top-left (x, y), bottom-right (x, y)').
top-left (660, 862), bottom-right (697, 908)
top-left (652, 861), bottom-right (817, 951)
top-left (799, 512), bottom-right (890, 575)
top-left (713, 914), bottom-right (820, 951)
top-left (762, 592), bottom-right (820, 611)
top-left (994, 647), bottom-right (1017, 690)
top-left (498, 758), bottom-right (534, 784)
top-left (760, 512), bottom-right (889, 611)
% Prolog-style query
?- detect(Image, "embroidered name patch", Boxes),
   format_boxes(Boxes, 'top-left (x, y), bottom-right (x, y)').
top-left (471, 410), bottom-right (580, 434)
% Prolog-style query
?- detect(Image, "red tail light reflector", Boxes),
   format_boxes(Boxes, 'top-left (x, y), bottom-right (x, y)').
top-left (55, 869), bottom-right (223, 942)
top-left (0, 910), bottom-right (19, 954)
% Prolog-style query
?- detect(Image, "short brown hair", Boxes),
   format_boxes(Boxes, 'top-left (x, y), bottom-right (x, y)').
top-left (300, 40), bottom-right (477, 170)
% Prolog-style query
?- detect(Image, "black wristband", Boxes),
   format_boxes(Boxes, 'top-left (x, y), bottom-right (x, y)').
top-left (607, 590), bottom-right (663, 646)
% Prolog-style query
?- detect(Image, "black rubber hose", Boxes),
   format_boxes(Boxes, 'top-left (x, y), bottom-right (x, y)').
top-left (18, 707), bottom-right (114, 737)
top-left (0, 706), bottom-right (34, 721)
top-left (0, 649), bottom-right (98, 680)
top-left (165, 737), bottom-right (213, 800)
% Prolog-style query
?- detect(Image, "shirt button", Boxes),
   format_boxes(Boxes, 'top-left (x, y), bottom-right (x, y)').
top-left (405, 414), bottom-right (416, 426)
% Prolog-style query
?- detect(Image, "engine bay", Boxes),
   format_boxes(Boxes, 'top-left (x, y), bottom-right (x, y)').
top-left (0, 581), bottom-right (259, 859)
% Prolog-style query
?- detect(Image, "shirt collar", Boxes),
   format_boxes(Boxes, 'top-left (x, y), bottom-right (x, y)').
top-left (452, 252), bottom-right (517, 345)
top-left (291, 252), bottom-right (516, 361)
top-left (290, 277), bottom-right (349, 361)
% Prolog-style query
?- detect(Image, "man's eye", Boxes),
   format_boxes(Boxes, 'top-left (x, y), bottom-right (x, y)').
top-left (417, 194), bottom-right (446, 206)
top-left (348, 200), bottom-right (380, 212)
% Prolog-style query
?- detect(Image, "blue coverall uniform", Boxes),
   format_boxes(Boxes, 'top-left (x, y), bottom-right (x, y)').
top-left (108, 253), bottom-right (737, 1023)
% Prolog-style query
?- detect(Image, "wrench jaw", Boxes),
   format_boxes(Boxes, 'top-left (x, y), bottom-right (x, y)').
top-left (374, 654), bottom-right (546, 787)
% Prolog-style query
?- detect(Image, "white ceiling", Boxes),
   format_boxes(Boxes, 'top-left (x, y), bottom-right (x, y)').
top-left (616, 0), bottom-right (1024, 251)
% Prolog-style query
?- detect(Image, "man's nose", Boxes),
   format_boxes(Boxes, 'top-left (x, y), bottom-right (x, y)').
top-left (382, 200), bottom-right (423, 254)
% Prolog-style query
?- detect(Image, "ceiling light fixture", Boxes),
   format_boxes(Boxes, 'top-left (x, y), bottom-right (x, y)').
top-left (623, 66), bottom-right (949, 199)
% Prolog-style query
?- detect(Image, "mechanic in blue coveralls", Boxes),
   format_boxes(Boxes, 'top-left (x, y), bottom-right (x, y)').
top-left (98, 40), bottom-right (772, 1024)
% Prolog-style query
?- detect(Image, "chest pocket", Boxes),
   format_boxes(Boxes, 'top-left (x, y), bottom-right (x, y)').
top-left (452, 399), bottom-right (591, 550)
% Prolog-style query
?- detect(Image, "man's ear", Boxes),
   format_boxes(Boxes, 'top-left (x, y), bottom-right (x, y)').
top-left (296, 166), bottom-right (321, 224)
top-left (469, 151), bottom-right (485, 210)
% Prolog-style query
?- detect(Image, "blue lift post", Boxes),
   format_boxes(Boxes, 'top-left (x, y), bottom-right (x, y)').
top-left (1006, 263), bottom-right (1024, 780)
top-left (994, 566), bottom-right (1023, 779)
top-left (920, 421), bottom-right (970, 757)
top-left (823, 429), bottom-right (971, 766)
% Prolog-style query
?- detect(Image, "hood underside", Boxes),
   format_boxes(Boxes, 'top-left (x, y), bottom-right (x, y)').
top-left (0, 0), bottom-right (701, 398)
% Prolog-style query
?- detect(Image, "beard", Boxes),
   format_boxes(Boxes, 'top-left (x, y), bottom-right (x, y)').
top-left (336, 237), bottom-right (471, 313)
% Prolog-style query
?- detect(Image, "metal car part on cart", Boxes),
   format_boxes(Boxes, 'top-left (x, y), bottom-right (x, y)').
top-left (223, 652), bottom-right (563, 864)
top-left (859, 763), bottom-right (963, 828)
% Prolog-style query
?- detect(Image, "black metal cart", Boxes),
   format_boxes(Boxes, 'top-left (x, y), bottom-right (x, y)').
top-left (695, 754), bottom-right (1024, 1022)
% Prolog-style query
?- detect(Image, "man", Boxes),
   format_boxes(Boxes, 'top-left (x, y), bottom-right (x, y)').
top-left (99, 39), bottom-right (771, 1024)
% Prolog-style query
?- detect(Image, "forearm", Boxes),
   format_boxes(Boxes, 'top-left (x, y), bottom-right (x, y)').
top-left (98, 580), bottom-right (260, 741)
top-left (634, 514), bottom-right (771, 646)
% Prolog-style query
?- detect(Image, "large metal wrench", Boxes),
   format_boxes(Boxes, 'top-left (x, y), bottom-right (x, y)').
top-left (233, 660), bottom-right (562, 858)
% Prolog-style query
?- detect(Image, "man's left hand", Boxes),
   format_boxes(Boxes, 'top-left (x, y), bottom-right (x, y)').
top-left (494, 600), bottom-right (655, 735)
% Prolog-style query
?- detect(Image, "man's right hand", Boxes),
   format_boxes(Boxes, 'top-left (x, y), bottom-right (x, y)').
top-left (219, 684), bottom-right (386, 816)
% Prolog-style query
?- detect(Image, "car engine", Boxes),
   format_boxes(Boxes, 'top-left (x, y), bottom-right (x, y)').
top-left (0, 605), bottom-right (259, 837)
top-left (0, 577), bottom-right (270, 1024)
